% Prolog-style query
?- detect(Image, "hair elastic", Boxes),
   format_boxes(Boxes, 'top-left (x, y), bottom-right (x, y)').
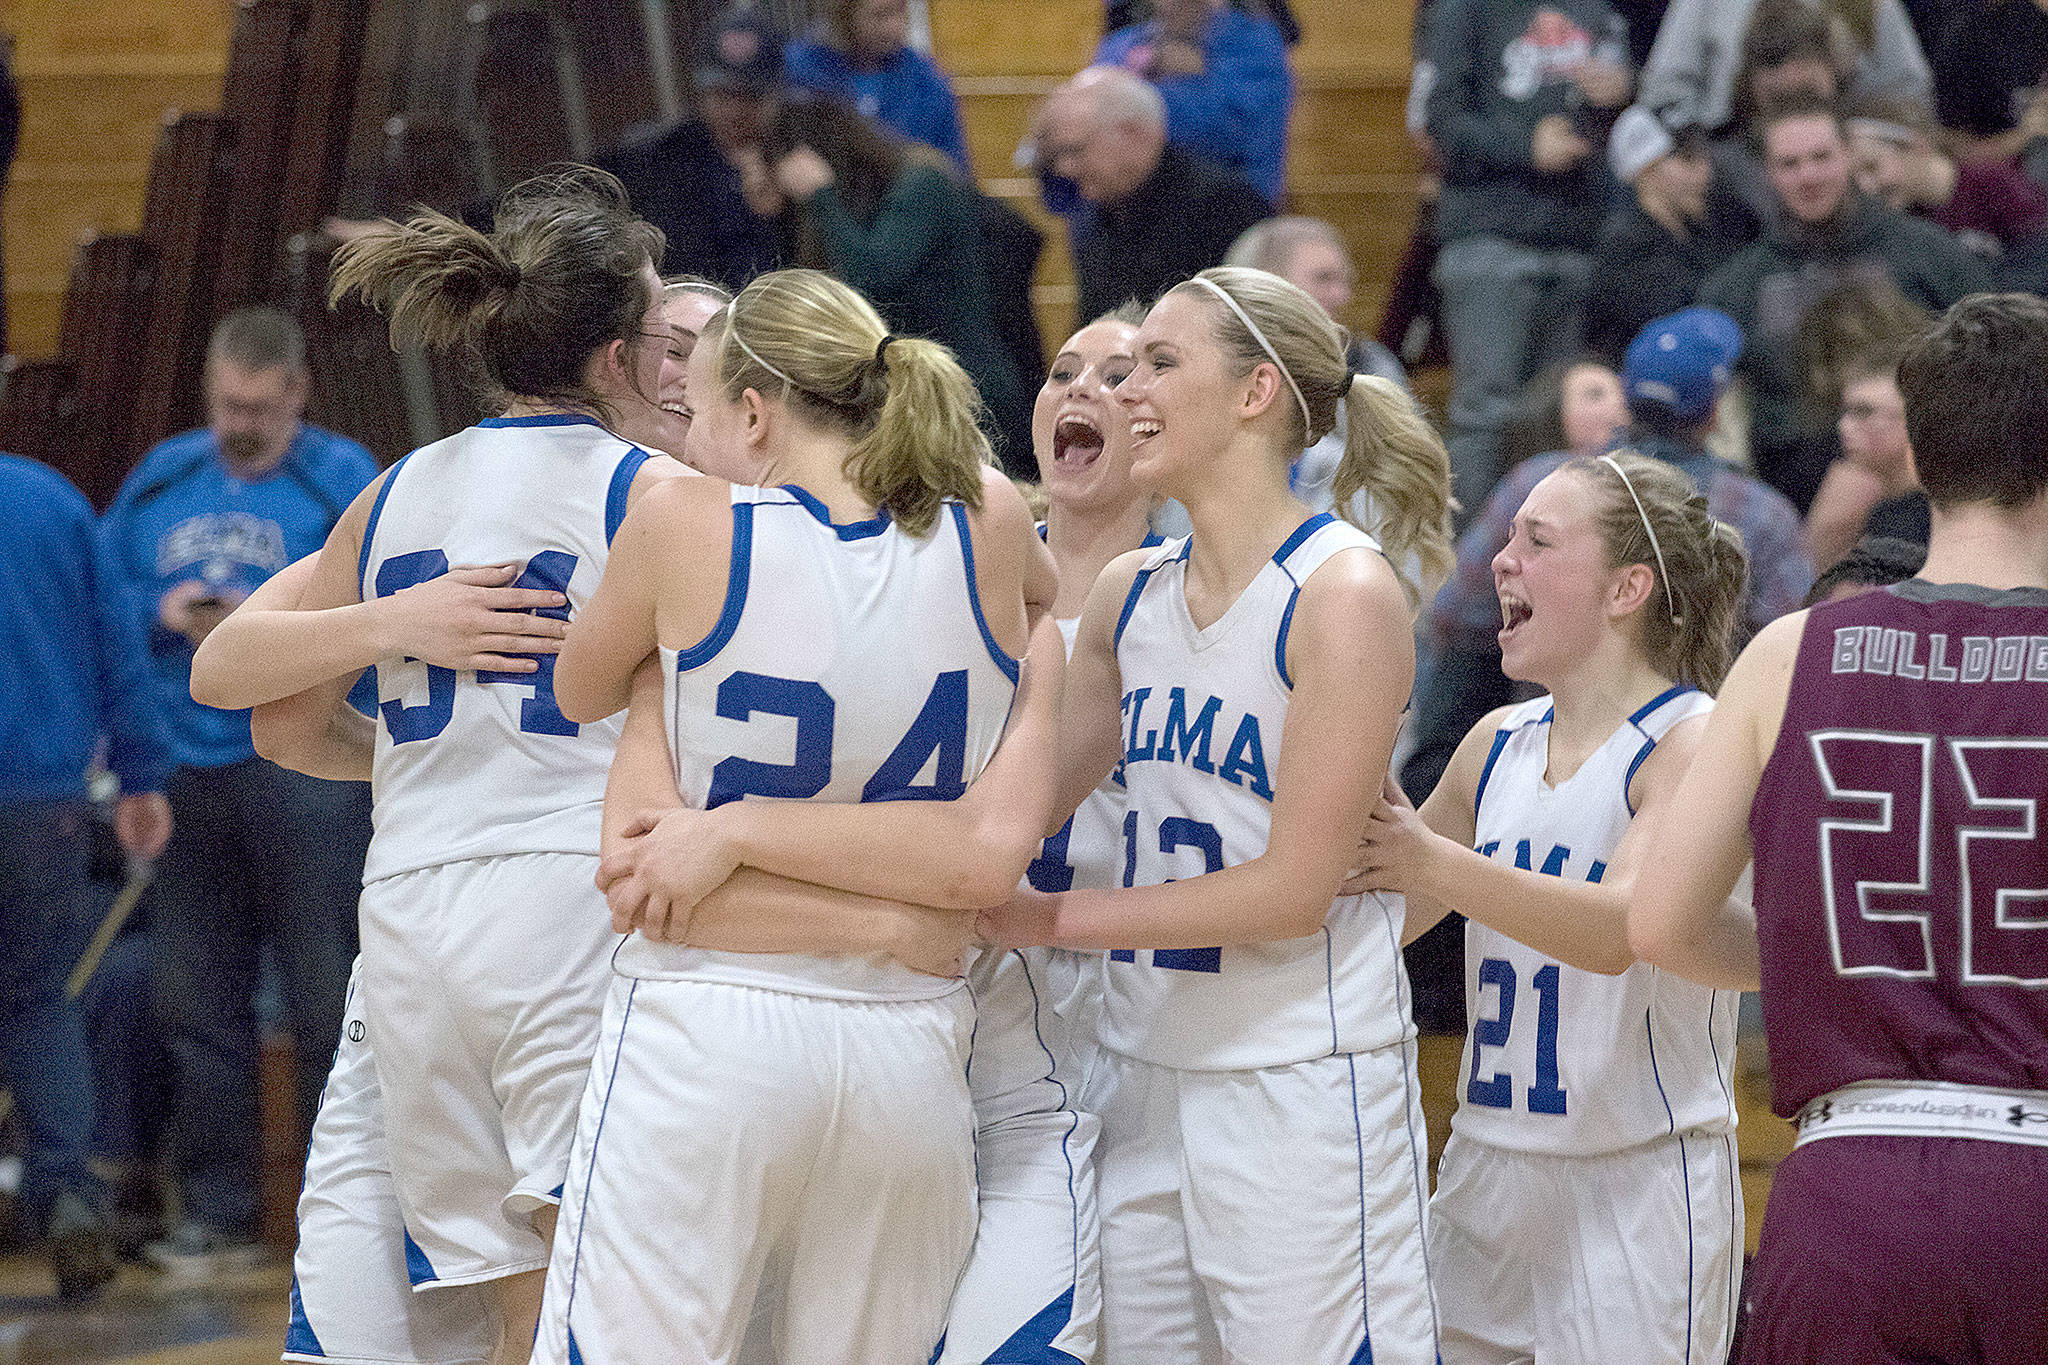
top-left (874, 334), bottom-right (897, 370)
top-left (1187, 275), bottom-right (1313, 436)
top-left (1599, 454), bottom-right (1680, 624)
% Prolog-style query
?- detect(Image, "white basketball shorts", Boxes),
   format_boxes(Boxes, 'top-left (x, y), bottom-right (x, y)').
top-left (285, 956), bottom-right (495, 1364)
top-left (938, 948), bottom-right (1101, 1364)
top-left (536, 975), bottom-right (979, 1365)
top-left (356, 852), bottom-right (615, 1288)
top-left (1087, 1042), bottom-right (1440, 1364)
top-left (1429, 1128), bottom-right (1741, 1365)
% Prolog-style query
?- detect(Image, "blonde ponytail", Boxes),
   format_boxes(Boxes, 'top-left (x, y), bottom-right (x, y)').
top-left (846, 336), bottom-right (989, 536)
top-left (1172, 267), bottom-right (1455, 611)
top-left (719, 269), bottom-right (987, 536)
top-left (1332, 374), bottom-right (1455, 609)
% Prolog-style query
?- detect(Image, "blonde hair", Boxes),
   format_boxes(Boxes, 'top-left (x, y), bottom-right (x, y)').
top-left (330, 165), bottom-right (664, 421)
top-left (709, 269), bottom-right (988, 535)
top-left (1563, 451), bottom-right (1751, 693)
top-left (1168, 266), bottom-right (1454, 606)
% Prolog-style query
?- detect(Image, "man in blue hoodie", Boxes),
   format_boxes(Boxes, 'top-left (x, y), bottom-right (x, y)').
top-left (100, 306), bottom-right (378, 1274)
top-left (0, 453), bottom-right (171, 1298)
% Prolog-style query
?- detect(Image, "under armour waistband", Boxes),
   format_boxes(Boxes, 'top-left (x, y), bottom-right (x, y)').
top-left (1792, 1080), bottom-right (2048, 1150)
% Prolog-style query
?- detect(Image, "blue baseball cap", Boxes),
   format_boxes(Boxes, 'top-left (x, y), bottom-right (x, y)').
top-left (1622, 307), bottom-right (1744, 426)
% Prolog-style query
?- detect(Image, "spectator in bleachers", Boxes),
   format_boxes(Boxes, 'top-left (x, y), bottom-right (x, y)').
top-left (601, 1), bottom-right (792, 289)
top-left (0, 452), bottom-right (172, 1299)
top-left (1403, 308), bottom-right (1810, 802)
top-left (1847, 97), bottom-right (2048, 259)
top-left (1640, 0), bottom-right (1930, 134)
top-left (1494, 356), bottom-right (1630, 474)
top-left (1094, 0), bottom-right (1294, 204)
top-left (1804, 333), bottom-right (1931, 568)
top-left (760, 93), bottom-right (1032, 472)
top-left (1037, 65), bottom-right (1269, 328)
top-left (1920, 0), bottom-right (2048, 168)
top-left (1699, 3), bottom-right (1852, 233)
top-left (1698, 91), bottom-right (1990, 511)
top-left (783, 0), bottom-right (972, 172)
top-left (1425, 0), bottom-right (1634, 518)
top-left (1587, 105), bottom-right (1748, 361)
top-left (99, 308), bottom-right (377, 1277)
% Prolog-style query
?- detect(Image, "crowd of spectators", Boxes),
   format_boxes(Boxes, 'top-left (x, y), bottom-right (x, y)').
top-left (11, 0), bottom-right (2048, 1300)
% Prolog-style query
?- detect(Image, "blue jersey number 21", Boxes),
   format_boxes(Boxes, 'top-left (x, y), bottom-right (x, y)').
top-left (1466, 957), bottom-right (1567, 1115)
top-left (374, 549), bottom-right (579, 743)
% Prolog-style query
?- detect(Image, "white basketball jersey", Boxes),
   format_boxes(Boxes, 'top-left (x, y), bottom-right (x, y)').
top-left (619, 483), bottom-right (1019, 1000)
top-left (1099, 512), bottom-right (1413, 1071)
top-left (1455, 688), bottom-right (1739, 1156)
top-left (1029, 614), bottom-right (1133, 896)
top-left (357, 414), bottom-right (650, 882)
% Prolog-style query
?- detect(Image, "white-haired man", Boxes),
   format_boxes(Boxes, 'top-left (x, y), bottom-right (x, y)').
top-left (1037, 65), bottom-right (1268, 327)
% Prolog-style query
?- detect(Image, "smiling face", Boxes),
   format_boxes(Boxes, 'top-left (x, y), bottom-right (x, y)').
top-left (1117, 289), bottom-right (1262, 500)
top-left (1492, 469), bottom-right (1636, 685)
top-left (651, 287), bottom-right (728, 457)
top-left (1034, 318), bottom-right (1141, 516)
top-left (679, 332), bottom-right (763, 483)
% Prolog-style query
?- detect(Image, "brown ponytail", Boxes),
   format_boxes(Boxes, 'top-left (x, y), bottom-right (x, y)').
top-left (329, 164), bottom-right (665, 421)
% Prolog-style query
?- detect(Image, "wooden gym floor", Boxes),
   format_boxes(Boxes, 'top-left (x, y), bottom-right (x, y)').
top-left (0, 1035), bottom-right (1791, 1363)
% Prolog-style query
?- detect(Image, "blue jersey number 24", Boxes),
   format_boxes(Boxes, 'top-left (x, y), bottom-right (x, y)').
top-left (374, 549), bottom-right (579, 743)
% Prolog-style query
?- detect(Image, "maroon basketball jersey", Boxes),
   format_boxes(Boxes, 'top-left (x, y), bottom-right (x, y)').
top-left (1751, 581), bottom-right (2048, 1117)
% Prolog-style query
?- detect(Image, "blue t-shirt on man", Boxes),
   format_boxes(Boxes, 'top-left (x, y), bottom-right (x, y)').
top-left (100, 424), bottom-right (378, 771)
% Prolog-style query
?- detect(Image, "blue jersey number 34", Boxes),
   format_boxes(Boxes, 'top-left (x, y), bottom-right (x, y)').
top-left (374, 549), bottom-right (579, 742)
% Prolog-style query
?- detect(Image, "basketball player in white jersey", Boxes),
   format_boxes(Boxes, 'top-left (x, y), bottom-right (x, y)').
top-left (561, 310), bottom-right (1150, 1365)
top-left (1026, 307), bottom-right (1153, 1076)
top-left (977, 266), bottom-right (1455, 1363)
top-left (535, 268), bottom-right (1064, 1364)
top-left (1351, 451), bottom-right (1752, 1363)
top-left (185, 169), bottom-right (678, 1365)
top-left (195, 263), bottom-right (740, 1364)
top-left (922, 310), bottom-right (1160, 1364)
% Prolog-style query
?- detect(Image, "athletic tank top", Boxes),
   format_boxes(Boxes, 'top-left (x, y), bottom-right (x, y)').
top-left (1752, 580), bottom-right (2048, 1116)
top-left (357, 414), bottom-right (650, 882)
top-left (619, 483), bottom-right (1019, 1001)
top-left (1098, 512), bottom-right (1414, 1071)
top-left (1456, 687), bottom-right (1739, 1155)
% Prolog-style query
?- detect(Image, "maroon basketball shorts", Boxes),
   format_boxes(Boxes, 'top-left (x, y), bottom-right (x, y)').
top-left (1742, 1133), bottom-right (2048, 1363)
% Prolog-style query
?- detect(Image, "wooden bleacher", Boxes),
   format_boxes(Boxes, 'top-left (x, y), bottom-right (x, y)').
top-left (4, 0), bottom-right (1430, 497)
top-left (938, 0), bottom-right (1426, 357)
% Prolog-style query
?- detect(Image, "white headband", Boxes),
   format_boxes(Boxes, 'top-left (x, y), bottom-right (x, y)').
top-left (1600, 455), bottom-right (1680, 625)
top-left (1188, 275), bottom-right (1313, 437)
top-left (731, 324), bottom-right (796, 391)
